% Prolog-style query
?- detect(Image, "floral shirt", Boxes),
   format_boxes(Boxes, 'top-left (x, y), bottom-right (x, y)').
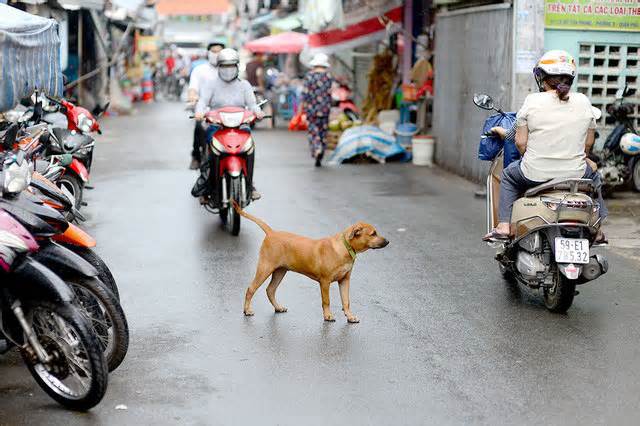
top-left (302, 71), bottom-right (333, 117)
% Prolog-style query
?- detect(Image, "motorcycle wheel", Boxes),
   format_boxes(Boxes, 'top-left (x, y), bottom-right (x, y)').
top-left (61, 245), bottom-right (120, 300)
top-left (632, 160), bottom-right (640, 192)
top-left (21, 301), bottom-right (108, 411)
top-left (345, 109), bottom-right (359, 122)
top-left (58, 174), bottom-right (84, 207)
top-left (66, 277), bottom-right (129, 372)
top-left (219, 176), bottom-right (241, 236)
top-left (543, 270), bottom-right (576, 313)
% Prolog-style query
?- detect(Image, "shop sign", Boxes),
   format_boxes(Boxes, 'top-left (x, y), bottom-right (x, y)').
top-left (544, 0), bottom-right (640, 32)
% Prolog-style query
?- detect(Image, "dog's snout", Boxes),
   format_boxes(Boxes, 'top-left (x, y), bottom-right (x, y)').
top-left (381, 238), bottom-right (389, 247)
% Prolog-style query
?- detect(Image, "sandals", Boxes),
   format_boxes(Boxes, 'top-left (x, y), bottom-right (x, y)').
top-left (482, 229), bottom-right (511, 242)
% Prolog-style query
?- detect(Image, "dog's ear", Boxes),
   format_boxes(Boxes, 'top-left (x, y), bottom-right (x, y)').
top-left (348, 225), bottom-right (363, 240)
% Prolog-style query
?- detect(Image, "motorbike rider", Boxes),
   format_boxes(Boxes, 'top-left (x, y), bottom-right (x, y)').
top-left (187, 41), bottom-right (225, 170)
top-left (194, 48), bottom-right (263, 202)
top-left (484, 50), bottom-right (608, 242)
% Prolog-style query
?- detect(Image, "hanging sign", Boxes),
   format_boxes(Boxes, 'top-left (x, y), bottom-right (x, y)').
top-left (544, 0), bottom-right (640, 32)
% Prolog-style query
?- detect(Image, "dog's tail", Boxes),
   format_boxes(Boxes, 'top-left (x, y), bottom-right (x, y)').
top-left (231, 199), bottom-right (272, 234)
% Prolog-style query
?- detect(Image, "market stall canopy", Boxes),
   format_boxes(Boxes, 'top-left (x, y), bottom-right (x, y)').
top-left (0, 4), bottom-right (63, 112)
top-left (269, 13), bottom-right (302, 33)
top-left (307, 4), bottom-right (402, 54)
top-left (245, 32), bottom-right (308, 54)
top-left (55, 0), bottom-right (105, 10)
top-left (156, 0), bottom-right (230, 16)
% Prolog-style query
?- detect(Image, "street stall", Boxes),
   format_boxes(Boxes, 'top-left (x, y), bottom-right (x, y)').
top-left (244, 32), bottom-right (309, 127)
top-left (0, 4), bottom-right (63, 112)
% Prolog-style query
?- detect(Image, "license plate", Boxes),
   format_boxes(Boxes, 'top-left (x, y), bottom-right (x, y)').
top-left (555, 238), bottom-right (589, 264)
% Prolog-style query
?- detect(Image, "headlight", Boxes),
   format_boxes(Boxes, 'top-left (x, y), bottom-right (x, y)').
top-left (77, 113), bottom-right (94, 133)
top-left (210, 136), bottom-right (225, 153)
top-left (219, 111), bottom-right (244, 128)
top-left (2, 160), bottom-right (31, 194)
top-left (240, 136), bottom-right (254, 153)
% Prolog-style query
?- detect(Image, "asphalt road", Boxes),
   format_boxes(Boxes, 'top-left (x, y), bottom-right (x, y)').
top-left (1, 101), bottom-right (639, 425)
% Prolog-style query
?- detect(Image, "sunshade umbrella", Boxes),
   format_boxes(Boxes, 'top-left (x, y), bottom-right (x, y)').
top-left (244, 31), bottom-right (308, 54)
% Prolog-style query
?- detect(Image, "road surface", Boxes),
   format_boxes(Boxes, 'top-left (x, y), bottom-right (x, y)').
top-left (1, 101), bottom-right (639, 425)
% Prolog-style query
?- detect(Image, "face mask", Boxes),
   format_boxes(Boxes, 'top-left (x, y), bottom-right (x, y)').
top-left (218, 66), bottom-right (238, 82)
top-left (208, 51), bottom-right (218, 66)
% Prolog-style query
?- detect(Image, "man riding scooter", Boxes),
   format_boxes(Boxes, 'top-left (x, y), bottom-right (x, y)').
top-left (483, 50), bottom-right (608, 243)
top-left (193, 48), bottom-right (263, 203)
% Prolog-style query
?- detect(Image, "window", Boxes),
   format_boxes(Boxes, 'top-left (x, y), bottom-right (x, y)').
top-left (576, 43), bottom-right (640, 139)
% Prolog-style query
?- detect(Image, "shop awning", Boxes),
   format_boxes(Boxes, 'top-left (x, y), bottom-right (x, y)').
top-left (308, 6), bottom-right (402, 53)
top-left (0, 4), bottom-right (63, 111)
top-left (55, 0), bottom-right (105, 10)
top-left (244, 31), bottom-right (308, 54)
top-left (269, 13), bottom-right (302, 33)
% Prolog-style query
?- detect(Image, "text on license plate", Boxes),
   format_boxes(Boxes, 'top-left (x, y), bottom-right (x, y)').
top-left (554, 238), bottom-right (589, 264)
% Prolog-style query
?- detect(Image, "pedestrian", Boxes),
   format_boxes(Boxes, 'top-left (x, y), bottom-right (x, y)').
top-left (302, 53), bottom-right (333, 167)
top-left (187, 41), bottom-right (225, 170)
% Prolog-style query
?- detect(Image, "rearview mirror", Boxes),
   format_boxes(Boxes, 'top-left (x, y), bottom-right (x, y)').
top-left (473, 93), bottom-right (494, 110)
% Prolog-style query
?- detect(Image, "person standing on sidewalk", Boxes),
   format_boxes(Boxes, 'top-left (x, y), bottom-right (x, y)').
top-left (302, 53), bottom-right (333, 167)
top-left (187, 41), bottom-right (225, 170)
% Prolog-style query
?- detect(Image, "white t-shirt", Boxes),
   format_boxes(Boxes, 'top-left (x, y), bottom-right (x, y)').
top-left (516, 91), bottom-right (597, 182)
top-left (189, 63), bottom-right (217, 94)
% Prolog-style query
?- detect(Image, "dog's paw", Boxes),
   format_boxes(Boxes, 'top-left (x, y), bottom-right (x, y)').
top-left (324, 313), bottom-right (336, 322)
top-left (347, 315), bottom-right (360, 323)
top-left (274, 306), bottom-right (288, 313)
top-left (244, 309), bottom-right (255, 316)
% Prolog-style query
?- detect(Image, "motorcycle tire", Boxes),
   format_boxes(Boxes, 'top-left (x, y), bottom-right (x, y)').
top-left (632, 160), bottom-right (640, 192)
top-left (61, 245), bottom-right (120, 301)
top-left (66, 276), bottom-right (129, 372)
top-left (220, 176), bottom-right (241, 236)
top-left (543, 270), bottom-right (575, 313)
top-left (58, 174), bottom-right (84, 208)
top-left (345, 109), bottom-right (359, 122)
top-left (21, 301), bottom-right (108, 411)
top-left (498, 263), bottom-right (516, 284)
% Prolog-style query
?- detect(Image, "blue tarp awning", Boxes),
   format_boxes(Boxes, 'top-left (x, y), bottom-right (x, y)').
top-left (0, 4), bottom-right (63, 111)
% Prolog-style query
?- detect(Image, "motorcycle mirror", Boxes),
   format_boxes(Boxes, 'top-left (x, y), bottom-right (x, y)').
top-left (473, 93), bottom-right (494, 110)
top-left (59, 154), bottom-right (73, 167)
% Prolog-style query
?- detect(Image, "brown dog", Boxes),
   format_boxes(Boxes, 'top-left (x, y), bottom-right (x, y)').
top-left (233, 201), bottom-right (389, 323)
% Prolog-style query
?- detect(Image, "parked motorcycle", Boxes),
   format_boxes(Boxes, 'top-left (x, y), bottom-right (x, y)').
top-left (331, 77), bottom-right (359, 121)
top-left (195, 102), bottom-right (267, 235)
top-left (0, 207), bottom-right (108, 410)
top-left (590, 85), bottom-right (640, 193)
top-left (1, 150), bottom-right (128, 372)
top-left (474, 93), bottom-right (609, 313)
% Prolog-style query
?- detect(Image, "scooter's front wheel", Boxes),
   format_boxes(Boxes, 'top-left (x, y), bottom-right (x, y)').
top-left (632, 160), bottom-right (640, 192)
top-left (220, 176), bottom-right (242, 236)
top-left (543, 269), bottom-right (576, 313)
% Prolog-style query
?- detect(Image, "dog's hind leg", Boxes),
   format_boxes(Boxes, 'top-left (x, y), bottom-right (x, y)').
top-left (244, 260), bottom-right (275, 316)
top-left (266, 268), bottom-right (288, 313)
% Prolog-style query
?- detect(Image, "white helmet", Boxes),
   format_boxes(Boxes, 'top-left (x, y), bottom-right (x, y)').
top-left (217, 48), bottom-right (240, 82)
top-left (309, 53), bottom-right (330, 68)
top-left (620, 133), bottom-right (640, 156)
top-left (533, 50), bottom-right (577, 90)
top-left (216, 48), bottom-right (239, 66)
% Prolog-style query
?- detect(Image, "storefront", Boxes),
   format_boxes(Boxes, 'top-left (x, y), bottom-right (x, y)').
top-left (543, 0), bottom-right (640, 137)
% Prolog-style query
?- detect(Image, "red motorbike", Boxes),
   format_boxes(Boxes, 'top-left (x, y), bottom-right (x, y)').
top-left (199, 106), bottom-right (264, 235)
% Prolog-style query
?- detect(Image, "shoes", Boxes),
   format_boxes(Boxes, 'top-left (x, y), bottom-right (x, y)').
top-left (199, 196), bottom-right (209, 205)
top-left (314, 151), bottom-right (323, 167)
top-left (189, 158), bottom-right (200, 170)
top-left (251, 187), bottom-right (262, 201)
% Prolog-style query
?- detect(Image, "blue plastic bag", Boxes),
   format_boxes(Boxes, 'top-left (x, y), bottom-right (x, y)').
top-left (478, 112), bottom-right (519, 167)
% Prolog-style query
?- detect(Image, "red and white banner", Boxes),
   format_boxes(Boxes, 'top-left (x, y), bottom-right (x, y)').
top-left (307, 5), bottom-right (402, 54)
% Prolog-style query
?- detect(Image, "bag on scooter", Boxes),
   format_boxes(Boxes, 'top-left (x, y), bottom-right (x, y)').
top-left (478, 112), bottom-right (517, 167)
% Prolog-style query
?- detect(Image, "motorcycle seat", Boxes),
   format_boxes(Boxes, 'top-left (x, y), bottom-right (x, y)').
top-left (524, 178), bottom-right (596, 197)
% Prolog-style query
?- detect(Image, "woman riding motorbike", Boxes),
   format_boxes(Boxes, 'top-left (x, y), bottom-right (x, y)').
top-left (193, 48), bottom-right (263, 202)
top-left (484, 50), bottom-right (607, 242)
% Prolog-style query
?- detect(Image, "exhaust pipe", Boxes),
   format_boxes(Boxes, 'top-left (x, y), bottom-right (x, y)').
top-left (581, 254), bottom-right (608, 281)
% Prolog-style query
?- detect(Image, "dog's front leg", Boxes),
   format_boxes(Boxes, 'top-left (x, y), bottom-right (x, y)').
top-left (320, 281), bottom-right (334, 321)
top-left (339, 274), bottom-right (359, 323)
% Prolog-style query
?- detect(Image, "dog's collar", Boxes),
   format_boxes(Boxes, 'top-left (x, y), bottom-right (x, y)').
top-left (342, 234), bottom-right (357, 261)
